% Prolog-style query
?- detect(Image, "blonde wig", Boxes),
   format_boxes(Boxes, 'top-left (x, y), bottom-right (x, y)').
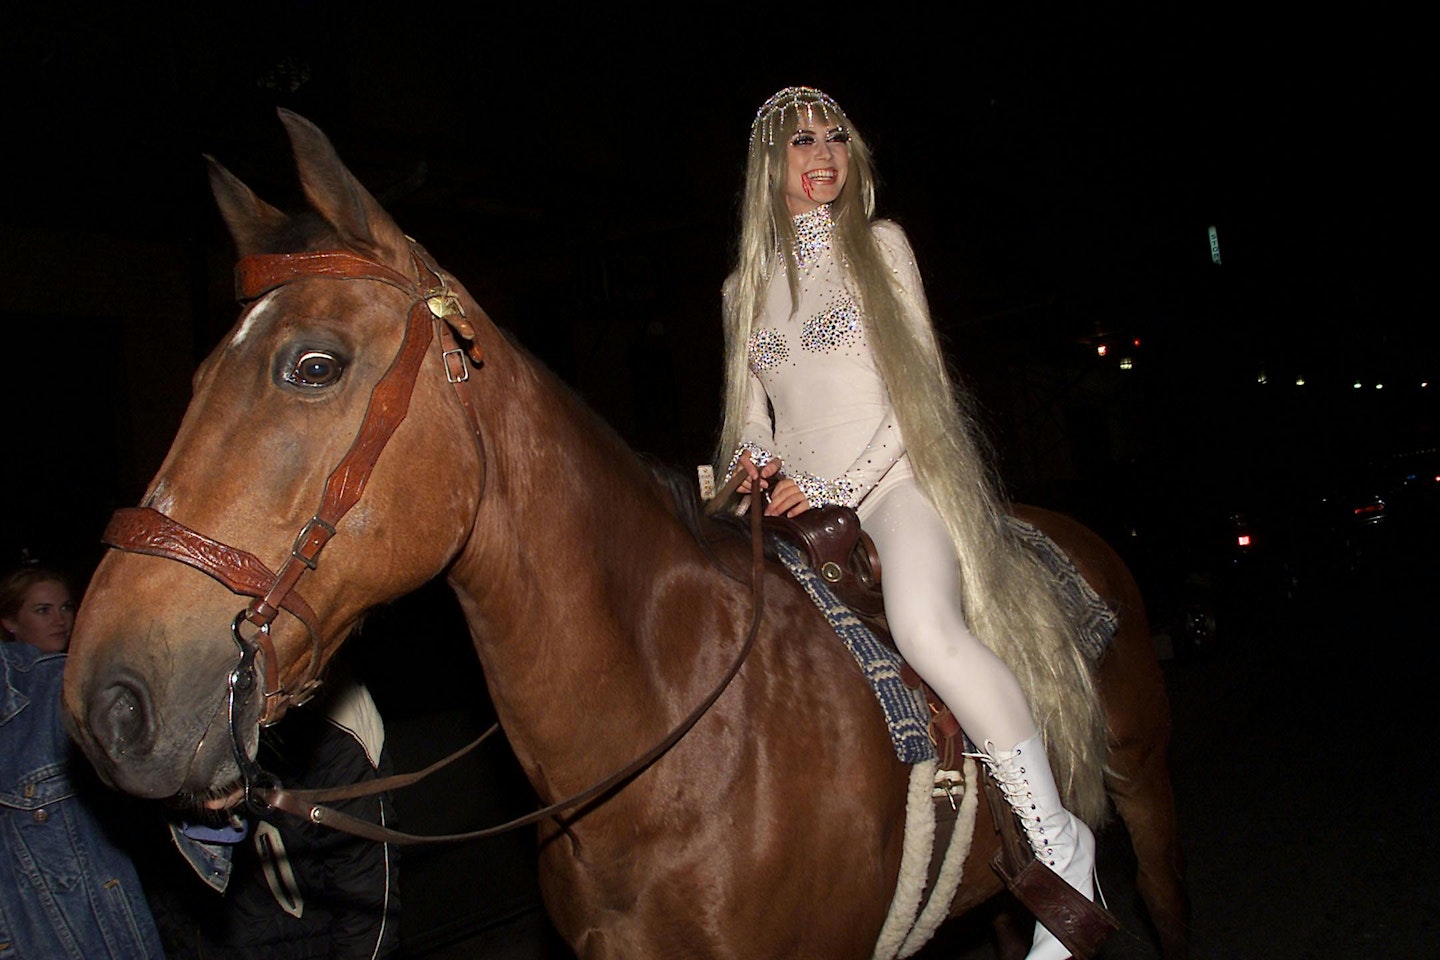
top-left (717, 87), bottom-right (1108, 823)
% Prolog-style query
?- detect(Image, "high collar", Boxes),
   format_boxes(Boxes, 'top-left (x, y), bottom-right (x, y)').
top-left (792, 203), bottom-right (834, 268)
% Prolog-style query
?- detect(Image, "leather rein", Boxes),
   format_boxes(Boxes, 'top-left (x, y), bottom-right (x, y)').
top-left (101, 244), bottom-right (767, 844)
top-left (265, 489), bottom-right (766, 845)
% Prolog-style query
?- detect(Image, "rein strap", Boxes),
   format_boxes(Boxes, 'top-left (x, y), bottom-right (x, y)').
top-left (256, 477), bottom-right (770, 845)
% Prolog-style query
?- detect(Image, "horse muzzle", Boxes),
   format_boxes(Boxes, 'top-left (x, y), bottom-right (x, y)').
top-left (65, 625), bottom-right (262, 800)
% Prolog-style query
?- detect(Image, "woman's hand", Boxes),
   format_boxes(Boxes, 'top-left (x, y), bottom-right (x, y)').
top-left (764, 477), bottom-right (811, 517)
top-left (734, 450), bottom-right (782, 495)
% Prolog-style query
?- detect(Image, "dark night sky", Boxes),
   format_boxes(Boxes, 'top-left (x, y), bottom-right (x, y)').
top-left (3, 14), bottom-right (1431, 954)
top-left (2, 5), bottom-right (1431, 575)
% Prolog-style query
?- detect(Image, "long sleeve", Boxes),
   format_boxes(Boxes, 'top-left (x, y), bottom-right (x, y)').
top-left (872, 220), bottom-right (932, 340)
top-left (727, 373), bottom-right (777, 478)
top-left (838, 408), bottom-right (906, 504)
top-left (739, 373), bottom-right (774, 450)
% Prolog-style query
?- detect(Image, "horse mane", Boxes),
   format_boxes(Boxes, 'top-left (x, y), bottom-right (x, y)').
top-left (640, 458), bottom-right (761, 585)
top-left (227, 175), bottom-right (757, 590)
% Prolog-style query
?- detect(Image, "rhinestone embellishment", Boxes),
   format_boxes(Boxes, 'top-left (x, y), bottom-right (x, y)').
top-left (793, 204), bottom-right (834, 268)
top-left (747, 329), bottom-right (789, 373)
top-left (801, 293), bottom-right (861, 353)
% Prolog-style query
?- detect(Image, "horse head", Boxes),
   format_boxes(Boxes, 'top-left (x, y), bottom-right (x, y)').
top-left (63, 110), bottom-right (489, 806)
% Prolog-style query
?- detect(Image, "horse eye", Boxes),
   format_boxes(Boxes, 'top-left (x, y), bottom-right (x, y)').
top-left (288, 350), bottom-right (343, 388)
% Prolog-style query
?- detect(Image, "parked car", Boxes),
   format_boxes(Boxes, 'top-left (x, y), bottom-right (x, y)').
top-left (1156, 448), bottom-right (1438, 656)
top-left (1300, 447), bottom-right (1439, 581)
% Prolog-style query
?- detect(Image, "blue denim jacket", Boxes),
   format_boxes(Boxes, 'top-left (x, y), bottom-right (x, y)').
top-left (0, 642), bottom-right (164, 959)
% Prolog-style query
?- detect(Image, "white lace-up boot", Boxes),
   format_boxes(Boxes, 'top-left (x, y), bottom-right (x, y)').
top-left (980, 734), bottom-right (1097, 960)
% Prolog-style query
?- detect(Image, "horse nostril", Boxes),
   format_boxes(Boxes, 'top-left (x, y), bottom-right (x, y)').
top-left (92, 680), bottom-right (155, 760)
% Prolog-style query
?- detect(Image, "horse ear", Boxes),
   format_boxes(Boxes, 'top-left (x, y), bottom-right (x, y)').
top-left (206, 156), bottom-right (291, 258)
top-left (276, 108), bottom-right (413, 275)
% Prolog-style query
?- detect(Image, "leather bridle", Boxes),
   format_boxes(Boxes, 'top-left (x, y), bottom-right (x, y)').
top-left (99, 241), bottom-right (768, 844)
top-left (101, 244), bottom-right (487, 768)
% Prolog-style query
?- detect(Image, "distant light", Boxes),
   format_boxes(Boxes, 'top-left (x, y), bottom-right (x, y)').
top-left (1353, 381), bottom-right (1363, 389)
top-left (1120, 357), bottom-right (1134, 370)
top-left (1257, 370), bottom-right (1268, 384)
top-left (1237, 534), bottom-right (1252, 547)
top-left (1096, 344), bottom-right (1108, 357)
top-left (1376, 383), bottom-right (1384, 390)
top-left (1132, 337), bottom-right (1142, 348)
top-left (1423, 382), bottom-right (1430, 389)
top-left (1295, 377), bottom-right (1306, 386)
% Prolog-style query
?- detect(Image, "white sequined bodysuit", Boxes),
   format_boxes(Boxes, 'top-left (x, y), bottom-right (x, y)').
top-left (737, 204), bottom-right (911, 507)
top-left (735, 203), bottom-right (1039, 756)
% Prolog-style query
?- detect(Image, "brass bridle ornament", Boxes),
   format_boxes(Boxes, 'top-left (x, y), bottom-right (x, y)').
top-left (101, 242), bottom-right (766, 842)
top-left (101, 245), bottom-right (487, 800)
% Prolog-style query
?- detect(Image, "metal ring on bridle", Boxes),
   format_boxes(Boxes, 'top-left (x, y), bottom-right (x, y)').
top-left (227, 610), bottom-right (269, 791)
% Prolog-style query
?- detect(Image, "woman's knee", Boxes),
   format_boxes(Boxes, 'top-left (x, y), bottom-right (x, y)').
top-left (889, 607), bottom-right (981, 669)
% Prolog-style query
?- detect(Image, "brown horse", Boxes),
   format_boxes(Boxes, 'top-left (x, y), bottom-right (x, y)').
top-left (62, 111), bottom-right (1187, 959)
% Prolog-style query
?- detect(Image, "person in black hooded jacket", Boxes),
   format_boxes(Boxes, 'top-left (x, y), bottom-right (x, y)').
top-left (141, 668), bottom-right (398, 960)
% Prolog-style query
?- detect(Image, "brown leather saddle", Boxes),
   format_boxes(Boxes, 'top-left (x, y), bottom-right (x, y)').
top-left (766, 505), bottom-right (1117, 959)
top-left (763, 506), bottom-right (962, 752)
top-left (763, 506), bottom-right (884, 617)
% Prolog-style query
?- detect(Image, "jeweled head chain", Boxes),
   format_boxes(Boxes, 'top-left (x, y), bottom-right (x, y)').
top-left (749, 85), bottom-right (847, 150)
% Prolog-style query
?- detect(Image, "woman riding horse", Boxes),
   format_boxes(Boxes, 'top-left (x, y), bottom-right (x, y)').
top-left (60, 108), bottom-right (1186, 960)
top-left (718, 86), bottom-right (1106, 960)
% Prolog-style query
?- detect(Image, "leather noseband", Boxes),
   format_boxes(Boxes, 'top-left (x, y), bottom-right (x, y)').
top-left (102, 246), bottom-right (486, 734)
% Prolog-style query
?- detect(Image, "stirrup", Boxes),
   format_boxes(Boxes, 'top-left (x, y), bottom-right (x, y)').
top-left (978, 762), bottom-right (1118, 959)
top-left (991, 853), bottom-right (1119, 960)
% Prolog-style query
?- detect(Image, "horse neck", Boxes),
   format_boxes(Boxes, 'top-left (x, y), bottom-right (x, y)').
top-left (444, 321), bottom-right (700, 780)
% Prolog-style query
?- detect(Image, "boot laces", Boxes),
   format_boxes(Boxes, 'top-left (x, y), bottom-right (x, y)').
top-left (967, 741), bottom-right (1055, 863)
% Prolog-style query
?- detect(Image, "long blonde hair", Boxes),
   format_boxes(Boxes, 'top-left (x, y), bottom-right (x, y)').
top-left (716, 88), bottom-right (1108, 823)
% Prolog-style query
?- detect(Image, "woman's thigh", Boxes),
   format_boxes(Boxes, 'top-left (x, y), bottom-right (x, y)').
top-left (860, 480), bottom-right (1032, 741)
top-left (860, 481), bottom-right (970, 654)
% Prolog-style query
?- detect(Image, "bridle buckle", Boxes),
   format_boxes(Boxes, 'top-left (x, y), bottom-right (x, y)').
top-left (291, 517), bottom-right (337, 570)
top-left (442, 347), bottom-right (469, 383)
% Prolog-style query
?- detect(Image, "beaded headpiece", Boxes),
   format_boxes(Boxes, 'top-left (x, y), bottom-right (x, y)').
top-left (750, 86), bottom-right (846, 149)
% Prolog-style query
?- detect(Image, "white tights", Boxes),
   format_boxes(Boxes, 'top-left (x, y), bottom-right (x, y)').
top-left (858, 479), bottom-right (1037, 751)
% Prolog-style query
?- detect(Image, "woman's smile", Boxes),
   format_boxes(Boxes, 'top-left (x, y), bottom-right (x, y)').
top-left (785, 124), bottom-right (849, 214)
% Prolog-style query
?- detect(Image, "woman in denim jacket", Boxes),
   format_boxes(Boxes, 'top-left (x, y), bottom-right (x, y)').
top-left (0, 572), bottom-right (163, 959)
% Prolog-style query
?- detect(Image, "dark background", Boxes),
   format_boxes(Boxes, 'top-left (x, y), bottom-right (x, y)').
top-left (5, 5), bottom-right (1430, 570)
top-left (2, 5), bottom-right (1432, 957)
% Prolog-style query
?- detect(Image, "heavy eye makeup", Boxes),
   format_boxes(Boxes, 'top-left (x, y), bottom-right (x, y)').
top-left (789, 126), bottom-right (849, 147)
